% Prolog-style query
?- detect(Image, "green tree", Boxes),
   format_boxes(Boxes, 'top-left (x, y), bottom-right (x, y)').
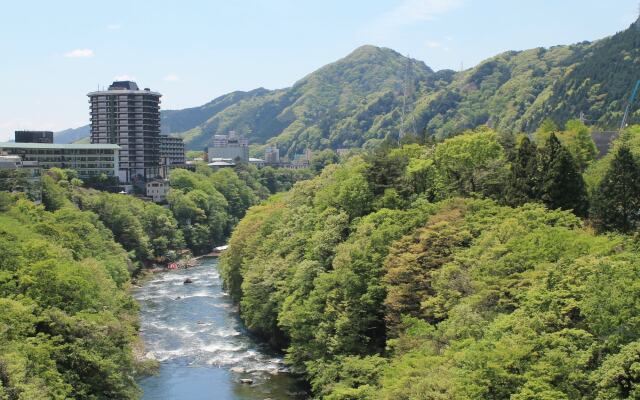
top-left (505, 136), bottom-right (539, 206)
top-left (563, 119), bottom-right (597, 172)
top-left (434, 129), bottom-right (508, 198)
top-left (539, 133), bottom-right (589, 216)
top-left (590, 146), bottom-right (640, 233)
top-left (310, 149), bottom-right (339, 172)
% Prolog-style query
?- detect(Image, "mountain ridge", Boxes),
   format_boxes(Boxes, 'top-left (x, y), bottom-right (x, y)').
top-left (56, 22), bottom-right (640, 154)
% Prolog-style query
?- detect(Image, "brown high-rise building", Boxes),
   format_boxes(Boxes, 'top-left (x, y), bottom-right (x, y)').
top-left (88, 81), bottom-right (161, 183)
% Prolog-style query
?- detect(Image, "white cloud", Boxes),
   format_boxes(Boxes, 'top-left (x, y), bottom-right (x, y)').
top-left (379, 0), bottom-right (462, 29)
top-left (113, 74), bottom-right (136, 81)
top-left (64, 49), bottom-right (94, 58)
top-left (163, 74), bottom-right (180, 82)
top-left (426, 40), bottom-right (450, 52)
top-left (107, 24), bottom-right (121, 30)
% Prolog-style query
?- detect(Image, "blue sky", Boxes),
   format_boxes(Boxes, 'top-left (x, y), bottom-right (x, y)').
top-left (1, 0), bottom-right (638, 141)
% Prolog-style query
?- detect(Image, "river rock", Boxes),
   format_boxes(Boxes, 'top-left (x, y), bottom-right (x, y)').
top-left (240, 378), bottom-right (253, 384)
top-left (230, 367), bottom-right (245, 373)
top-left (183, 278), bottom-right (193, 284)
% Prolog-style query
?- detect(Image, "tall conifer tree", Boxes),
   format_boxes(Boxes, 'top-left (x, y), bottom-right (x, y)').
top-left (591, 146), bottom-right (640, 233)
top-left (505, 136), bottom-right (539, 206)
top-left (539, 133), bottom-right (589, 216)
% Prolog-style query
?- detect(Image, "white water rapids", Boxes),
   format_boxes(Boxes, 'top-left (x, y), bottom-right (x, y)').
top-left (134, 257), bottom-right (307, 399)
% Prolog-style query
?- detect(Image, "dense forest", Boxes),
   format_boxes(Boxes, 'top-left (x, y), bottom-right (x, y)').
top-left (220, 122), bottom-right (640, 399)
top-left (0, 163), bottom-right (311, 399)
top-left (0, 192), bottom-right (141, 399)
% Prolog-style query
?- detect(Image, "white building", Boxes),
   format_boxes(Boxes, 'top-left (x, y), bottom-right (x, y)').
top-left (0, 142), bottom-right (120, 179)
top-left (145, 179), bottom-right (170, 202)
top-left (208, 133), bottom-right (249, 162)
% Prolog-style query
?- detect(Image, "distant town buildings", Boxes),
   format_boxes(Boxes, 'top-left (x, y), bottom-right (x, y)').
top-left (0, 155), bottom-right (40, 180)
top-left (0, 142), bottom-right (120, 179)
top-left (88, 81), bottom-right (162, 183)
top-left (160, 136), bottom-right (185, 166)
top-left (208, 132), bottom-right (249, 162)
top-left (290, 148), bottom-right (312, 168)
top-left (15, 130), bottom-right (53, 144)
top-left (264, 144), bottom-right (280, 164)
top-left (160, 135), bottom-right (186, 178)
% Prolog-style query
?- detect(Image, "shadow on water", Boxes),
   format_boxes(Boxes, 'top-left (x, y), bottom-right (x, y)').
top-left (134, 257), bottom-right (309, 400)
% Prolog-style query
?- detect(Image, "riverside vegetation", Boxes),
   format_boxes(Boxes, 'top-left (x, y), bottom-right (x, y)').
top-left (221, 122), bottom-right (640, 399)
top-left (0, 163), bottom-right (311, 399)
top-left (2, 121), bottom-right (640, 399)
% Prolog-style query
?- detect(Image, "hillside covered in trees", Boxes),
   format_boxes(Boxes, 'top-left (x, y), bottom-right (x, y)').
top-left (220, 122), bottom-right (640, 399)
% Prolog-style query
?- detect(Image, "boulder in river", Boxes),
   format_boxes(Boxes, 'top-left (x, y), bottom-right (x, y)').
top-left (183, 278), bottom-right (193, 284)
top-left (230, 367), bottom-right (245, 373)
top-left (240, 378), bottom-right (253, 384)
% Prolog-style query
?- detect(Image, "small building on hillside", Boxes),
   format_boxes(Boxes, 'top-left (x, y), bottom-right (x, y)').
top-left (0, 155), bottom-right (42, 203)
top-left (249, 157), bottom-right (265, 167)
top-left (145, 179), bottom-right (170, 203)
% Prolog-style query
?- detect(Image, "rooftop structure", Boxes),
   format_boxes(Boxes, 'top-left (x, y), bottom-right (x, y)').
top-left (88, 81), bottom-right (161, 183)
top-left (207, 158), bottom-right (236, 168)
top-left (15, 130), bottom-right (53, 144)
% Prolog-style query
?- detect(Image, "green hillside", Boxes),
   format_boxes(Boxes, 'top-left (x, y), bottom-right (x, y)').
top-left (180, 45), bottom-right (437, 157)
top-left (175, 20), bottom-right (640, 155)
top-left (220, 125), bottom-right (640, 398)
top-left (57, 20), bottom-right (640, 156)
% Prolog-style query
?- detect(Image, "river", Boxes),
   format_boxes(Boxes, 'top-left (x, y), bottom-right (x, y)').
top-left (133, 257), bottom-right (308, 399)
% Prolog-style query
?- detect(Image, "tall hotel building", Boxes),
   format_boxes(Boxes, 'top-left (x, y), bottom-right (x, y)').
top-left (88, 81), bottom-right (161, 183)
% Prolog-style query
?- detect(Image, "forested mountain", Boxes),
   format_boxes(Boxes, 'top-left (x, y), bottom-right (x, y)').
top-left (174, 19), bottom-right (640, 156)
top-left (180, 45), bottom-right (437, 156)
top-left (160, 88), bottom-right (270, 135)
top-left (54, 124), bottom-right (90, 144)
top-left (57, 21), bottom-right (640, 157)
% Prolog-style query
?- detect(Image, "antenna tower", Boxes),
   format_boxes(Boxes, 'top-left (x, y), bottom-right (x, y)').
top-left (399, 56), bottom-right (419, 143)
